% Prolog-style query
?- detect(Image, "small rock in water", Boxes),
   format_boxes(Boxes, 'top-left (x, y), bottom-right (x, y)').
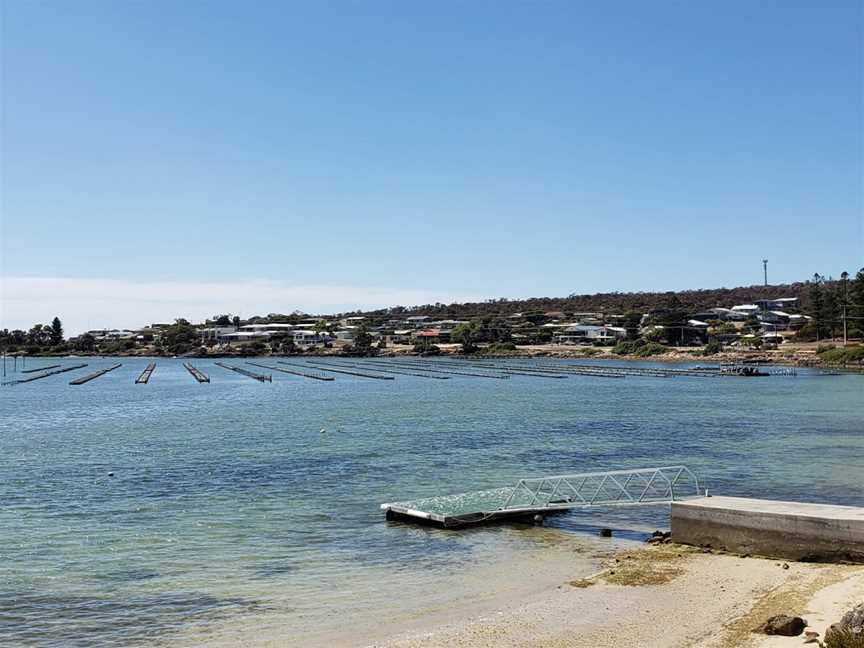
top-left (533, 514), bottom-right (544, 525)
top-left (646, 530), bottom-right (671, 544)
top-left (108, 472), bottom-right (114, 477)
top-left (599, 528), bottom-right (613, 537)
top-left (754, 614), bottom-right (807, 636)
top-left (320, 428), bottom-right (326, 434)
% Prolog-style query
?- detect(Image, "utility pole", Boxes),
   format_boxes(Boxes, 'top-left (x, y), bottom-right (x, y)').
top-left (762, 259), bottom-right (768, 287)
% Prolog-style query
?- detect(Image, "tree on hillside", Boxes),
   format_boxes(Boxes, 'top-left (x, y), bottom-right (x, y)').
top-left (808, 274), bottom-right (826, 340)
top-left (622, 311), bottom-right (643, 340)
top-left (339, 324), bottom-right (375, 357)
top-left (0, 329), bottom-right (27, 351)
top-left (49, 317), bottom-right (64, 346)
top-left (353, 324), bottom-right (373, 352)
top-left (849, 268), bottom-right (864, 339)
top-left (73, 333), bottom-right (96, 352)
top-left (451, 322), bottom-right (478, 353)
top-left (161, 319), bottom-right (199, 354)
top-left (212, 314), bottom-right (232, 326)
top-left (842, 268), bottom-right (864, 338)
top-left (27, 324), bottom-right (49, 347)
top-left (822, 285), bottom-right (840, 340)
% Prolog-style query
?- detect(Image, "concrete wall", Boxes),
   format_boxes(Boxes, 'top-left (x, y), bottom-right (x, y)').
top-left (671, 496), bottom-right (864, 563)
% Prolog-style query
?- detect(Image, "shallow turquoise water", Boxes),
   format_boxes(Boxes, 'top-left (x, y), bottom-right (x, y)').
top-left (1, 357), bottom-right (862, 646)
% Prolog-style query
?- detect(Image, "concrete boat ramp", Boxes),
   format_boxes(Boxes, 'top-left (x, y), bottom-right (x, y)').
top-left (382, 467), bottom-right (864, 562)
top-left (672, 496), bottom-right (864, 562)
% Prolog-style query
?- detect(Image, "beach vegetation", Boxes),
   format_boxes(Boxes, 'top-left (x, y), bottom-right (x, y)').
top-left (612, 339), bottom-right (668, 357)
top-left (816, 344), bottom-right (864, 365)
top-left (738, 336), bottom-right (763, 349)
top-left (482, 342), bottom-right (518, 354)
top-left (702, 340), bottom-right (723, 355)
top-left (601, 546), bottom-right (687, 587)
top-left (643, 328), bottom-right (665, 343)
top-left (413, 343), bottom-right (441, 355)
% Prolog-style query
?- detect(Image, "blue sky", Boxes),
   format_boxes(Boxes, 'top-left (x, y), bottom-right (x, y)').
top-left (1, 1), bottom-right (862, 332)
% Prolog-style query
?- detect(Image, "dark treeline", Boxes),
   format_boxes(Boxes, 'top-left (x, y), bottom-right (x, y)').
top-left (347, 273), bottom-right (864, 324)
top-left (362, 284), bottom-right (800, 318)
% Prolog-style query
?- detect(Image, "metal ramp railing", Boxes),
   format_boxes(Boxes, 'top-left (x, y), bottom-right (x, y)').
top-left (497, 465), bottom-right (701, 513)
top-left (381, 465), bottom-right (703, 527)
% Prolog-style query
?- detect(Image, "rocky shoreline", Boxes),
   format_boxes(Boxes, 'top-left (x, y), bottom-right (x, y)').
top-left (21, 343), bottom-right (864, 370)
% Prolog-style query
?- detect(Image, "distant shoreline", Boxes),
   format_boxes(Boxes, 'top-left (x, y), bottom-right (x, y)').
top-left (13, 342), bottom-right (863, 369)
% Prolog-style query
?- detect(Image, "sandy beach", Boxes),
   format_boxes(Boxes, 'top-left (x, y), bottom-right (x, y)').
top-left (370, 544), bottom-right (864, 648)
top-left (175, 541), bottom-right (864, 648)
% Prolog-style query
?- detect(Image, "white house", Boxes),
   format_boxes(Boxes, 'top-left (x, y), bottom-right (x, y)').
top-left (239, 323), bottom-right (296, 333)
top-left (755, 297), bottom-right (799, 311)
top-left (335, 328), bottom-right (357, 341)
top-left (292, 330), bottom-right (324, 347)
top-left (390, 329), bottom-right (414, 344)
top-left (221, 331), bottom-right (272, 344)
top-left (405, 316), bottom-right (432, 328)
top-left (554, 325), bottom-right (626, 344)
top-left (731, 304), bottom-right (760, 316)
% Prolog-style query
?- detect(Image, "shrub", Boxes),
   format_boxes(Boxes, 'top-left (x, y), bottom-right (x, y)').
top-left (739, 337), bottom-right (763, 349)
top-left (794, 323), bottom-right (819, 342)
top-left (482, 342), bottom-right (517, 354)
top-left (633, 342), bottom-right (669, 357)
top-left (612, 339), bottom-right (645, 355)
top-left (817, 345), bottom-right (864, 365)
top-left (643, 328), bottom-right (665, 343)
top-left (702, 340), bottom-right (723, 356)
top-left (612, 339), bottom-right (668, 357)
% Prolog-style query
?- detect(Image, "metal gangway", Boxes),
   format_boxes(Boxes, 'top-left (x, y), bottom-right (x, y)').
top-left (381, 465), bottom-right (703, 528)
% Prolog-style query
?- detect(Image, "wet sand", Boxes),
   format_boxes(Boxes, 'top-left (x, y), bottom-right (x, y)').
top-left (177, 543), bottom-right (863, 648)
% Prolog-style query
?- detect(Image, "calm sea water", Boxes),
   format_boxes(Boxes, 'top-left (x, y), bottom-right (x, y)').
top-left (1, 356), bottom-right (862, 646)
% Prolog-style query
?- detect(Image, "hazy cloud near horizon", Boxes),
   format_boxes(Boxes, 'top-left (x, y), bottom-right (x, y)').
top-left (0, 277), bottom-right (486, 336)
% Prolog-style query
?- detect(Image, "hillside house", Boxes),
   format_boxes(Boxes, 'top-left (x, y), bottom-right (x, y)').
top-left (553, 325), bottom-right (625, 344)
